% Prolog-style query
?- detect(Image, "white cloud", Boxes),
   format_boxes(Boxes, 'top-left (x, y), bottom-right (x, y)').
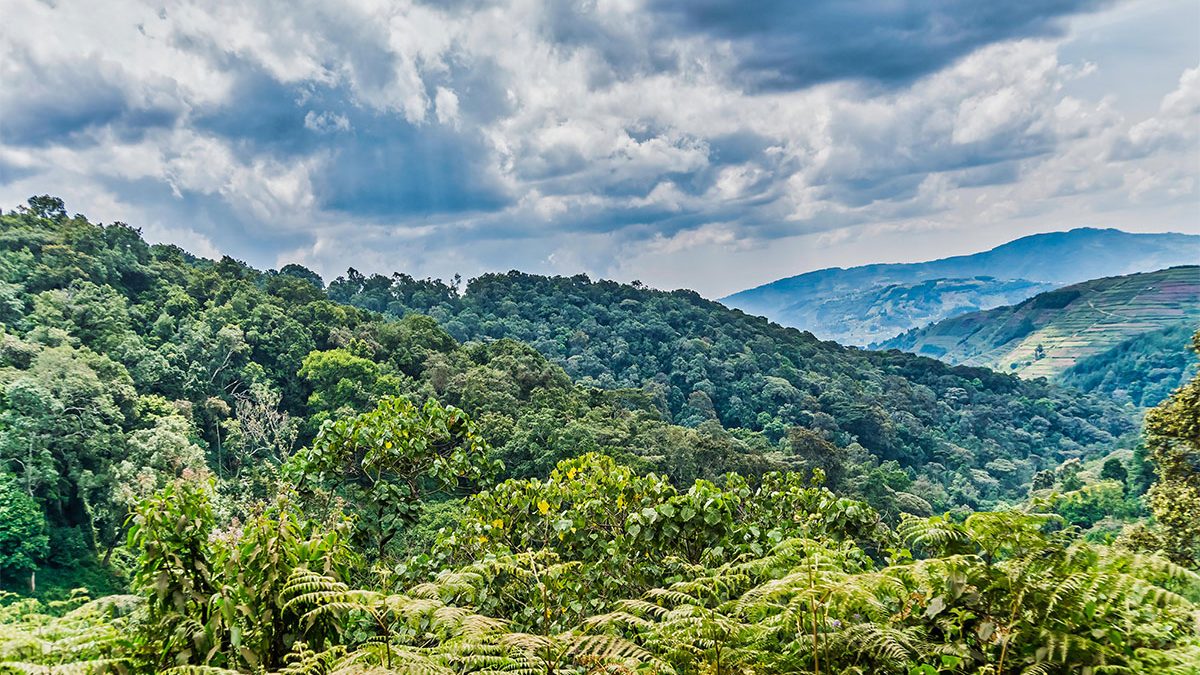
top-left (304, 111), bottom-right (352, 133)
top-left (434, 87), bottom-right (461, 127)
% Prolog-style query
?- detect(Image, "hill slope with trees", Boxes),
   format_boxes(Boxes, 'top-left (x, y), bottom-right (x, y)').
top-left (0, 197), bottom-right (1137, 585)
top-left (327, 267), bottom-right (1137, 507)
top-left (0, 197), bottom-right (1197, 674)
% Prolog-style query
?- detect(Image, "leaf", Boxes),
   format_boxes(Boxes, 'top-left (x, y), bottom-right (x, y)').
top-left (923, 596), bottom-right (946, 619)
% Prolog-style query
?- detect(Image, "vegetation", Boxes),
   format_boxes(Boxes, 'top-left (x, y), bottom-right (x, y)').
top-left (1138, 331), bottom-right (1200, 567)
top-left (0, 197), bottom-right (1197, 674)
top-left (1062, 323), bottom-right (1200, 408)
top-left (880, 266), bottom-right (1200, 398)
top-left (328, 268), bottom-right (1135, 511)
top-left (2, 449), bottom-right (1199, 673)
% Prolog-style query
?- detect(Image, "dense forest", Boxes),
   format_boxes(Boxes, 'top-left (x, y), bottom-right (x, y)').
top-left (325, 269), bottom-right (1136, 505)
top-left (1061, 323), bottom-right (1200, 408)
top-left (0, 198), bottom-right (1198, 674)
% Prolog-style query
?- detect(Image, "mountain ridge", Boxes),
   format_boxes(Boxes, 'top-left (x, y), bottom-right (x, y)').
top-left (722, 227), bottom-right (1200, 345)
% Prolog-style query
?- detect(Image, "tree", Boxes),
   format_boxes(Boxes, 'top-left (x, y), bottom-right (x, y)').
top-left (128, 479), bottom-right (355, 672)
top-left (297, 348), bottom-right (402, 423)
top-left (1057, 457), bottom-right (1084, 492)
top-left (292, 396), bottom-right (498, 559)
top-left (223, 383), bottom-right (299, 481)
top-left (788, 427), bottom-right (846, 489)
top-left (0, 473), bottom-right (48, 591)
top-left (0, 344), bottom-right (132, 560)
top-left (1142, 330), bottom-right (1200, 566)
top-left (108, 405), bottom-right (208, 560)
top-left (1100, 457), bottom-right (1128, 486)
top-left (21, 195), bottom-right (67, 221)
top-left (1030, 469), bottom-right (1055, 492)
top-left (278, 263), bottom-right (325, 289)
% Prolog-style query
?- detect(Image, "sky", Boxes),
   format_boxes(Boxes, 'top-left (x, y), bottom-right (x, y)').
top-left (1, 0), bottom-right (1197, 297)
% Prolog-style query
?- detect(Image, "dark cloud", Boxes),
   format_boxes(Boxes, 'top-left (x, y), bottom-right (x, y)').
top-left (434, 55), bottom-right (516, 125)
top-left (646, 0), bottom-right (1109, 90)
top-left (0, 158), bottom-right (36, 186)
top-left (539, 2), bottom-right (678, 87)
top-left (194, 69), bottom-right (318, 155)
top-left (707, 131), bottom-right (777, 165)
top-left (188, 57), bottom-right (513, 219)
top-left (810, 106), bottom-right (1058, 207)
top-left (314, 114), bottom-right (511, 218)
top-left (950, 161), bottom-right (1021, 188)
top-left (0, 52), bottom-right (180, 147)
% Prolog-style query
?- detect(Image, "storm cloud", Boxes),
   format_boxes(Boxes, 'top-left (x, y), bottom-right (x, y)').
top-left (0, 0), bottom-right (1195, 296)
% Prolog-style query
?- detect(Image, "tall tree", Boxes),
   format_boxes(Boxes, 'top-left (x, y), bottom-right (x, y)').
top-left (1143, 330), bottom-right (1200, 567)
top-left (291, 396), bottom-right (498, 560)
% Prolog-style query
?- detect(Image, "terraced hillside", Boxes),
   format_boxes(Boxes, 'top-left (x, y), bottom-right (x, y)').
top-left (878, 266), bottom-right (1200, 380)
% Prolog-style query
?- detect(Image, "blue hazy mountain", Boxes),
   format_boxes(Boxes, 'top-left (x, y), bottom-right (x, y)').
top-left (721, 228), bottom-right (1200, 346)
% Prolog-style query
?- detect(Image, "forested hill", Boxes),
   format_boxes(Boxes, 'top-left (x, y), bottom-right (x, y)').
top-left (329, 268), bottom-right (1133, 494)
top-left (721, 227), bottom-right (1200, 345)
top-left (7, 199), bottom-right (1200, 675)
top-left (0, 197), bottom-right (1134, 554)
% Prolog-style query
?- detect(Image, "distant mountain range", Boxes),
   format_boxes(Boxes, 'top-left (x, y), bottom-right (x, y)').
top-left (878, 266), bottom-right (1200, 405)
top-left (722, 228), bottom-right (1200, 346)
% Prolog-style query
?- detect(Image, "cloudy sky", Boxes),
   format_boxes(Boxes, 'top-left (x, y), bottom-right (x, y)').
top-left (1, 0), bottom-right (1197, 296)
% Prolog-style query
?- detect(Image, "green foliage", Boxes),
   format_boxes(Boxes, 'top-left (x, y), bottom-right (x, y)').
top-left (0, 475), bottom-right (48, 590)
top-left (292, 396), bottom-right (498, 560)
top-left (297, 348), bottom-right (402, 425)
top-left (6, 457), bottom-right (1200, 674)
top-left (127, 479), bottom-right (356, 672)
top-left (1141, 331), bottom-right (1200, 567)
top-left (0, 199), bottom-right (788, 577)
top-left (1100, 456), bottom-right (1129, 484)
top-left (1063, 322), bottom-right (1200, 408)
top-left (424, 453), bottom-right (887, 634)
top-left (329, 269), bottom-right (1133, 509)
top-left (0, 589), bottom-right (138, 673)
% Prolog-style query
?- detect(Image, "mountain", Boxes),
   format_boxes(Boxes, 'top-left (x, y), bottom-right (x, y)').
top-left (0, 196), bottom-right (1135, 575)
top-left (330, 268), bottom-right (1135, 510)
top-left (722, 228), bottom-right (1200, 345)
top-left (750, 276), bottom-right (1057, 347)
top-left (877, 266), bottom-right (1200, 397)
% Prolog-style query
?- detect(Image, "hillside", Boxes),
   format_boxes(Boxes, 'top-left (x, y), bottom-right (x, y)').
top-left (722, 228), bottom-right (1200, 345)
top-left (3, 199), bottom-right (1197, 675)
top-left (763, 276), bottom-right (1056, 346)
top-left (878, 266), bottom-right (1200, 385)
top-left (1060, 323), bottom-right (1200, 408)
top-left (0, 197), bottom-right (1136, 582)
top-left (330, 268), bottom-right (1134, 509)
